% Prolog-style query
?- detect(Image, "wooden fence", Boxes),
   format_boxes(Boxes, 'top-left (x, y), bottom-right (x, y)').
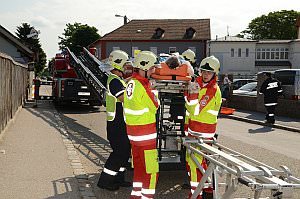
top-left (0, 53), bottom-right (28, 134)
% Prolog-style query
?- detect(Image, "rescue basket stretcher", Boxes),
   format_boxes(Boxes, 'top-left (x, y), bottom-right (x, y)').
top-left (151, 79), bottom-right (189, 165)
top-left (179, 137), bottom-right (300, 199)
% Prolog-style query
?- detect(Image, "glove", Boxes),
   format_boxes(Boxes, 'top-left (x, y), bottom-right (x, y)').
top-left (188, 81), bottom-right (199, 94)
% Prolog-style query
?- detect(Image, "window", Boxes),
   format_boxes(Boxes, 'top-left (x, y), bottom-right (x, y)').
top-left (169, 47), bottom-right (176, 54)
top-left (284, 48), bottom-right (289, 59)
top-left (271, 48), bottom-right (275, 59)
top-left (113, 47), bottom-right (120, 51)
top-left (231, 48), bottom-right (234, 57)
top-left (262, 49), bottom-right (266, 59)
top-left (275, 48), bottom-right (280, 59)
top-left (150, 47), bottom-right (157, 55)
top-left (274, 70), bottom-right (296, 85)
top-left (238, 48), bottom-right (241, 57)
top-left (266, 49), bottom-right (270, 59)
top-left (256, 49), bottom-right (261, 59)
top-left (256, 48), bottom-right (289, 60)
top-left (132, 47), bottom-right (139, 57)
top-left (246, 48), bottom-right (249, 57)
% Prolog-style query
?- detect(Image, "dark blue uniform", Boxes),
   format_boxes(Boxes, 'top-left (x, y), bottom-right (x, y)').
top-left (259, 77), bottom-right (283, 124)
top-left (97, 78), bottom-right (131, 190)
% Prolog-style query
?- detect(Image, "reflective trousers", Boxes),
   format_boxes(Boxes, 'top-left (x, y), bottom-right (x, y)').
top-left (186, 145), bottom-right (213, 199)
top-left (130, 143), bottom-right (159, 199)
top-left (265, 105), bottom-right (276, 124)
top-left (98, 104), bottom-right (131, 186)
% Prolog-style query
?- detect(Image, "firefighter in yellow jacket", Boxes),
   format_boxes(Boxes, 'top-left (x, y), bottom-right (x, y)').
top-left (97, 50), bottom-right (131, 191)
top-left (185, 56), bottom-right (222, 199)
top-left (124, 51), bottom-right (159, 199)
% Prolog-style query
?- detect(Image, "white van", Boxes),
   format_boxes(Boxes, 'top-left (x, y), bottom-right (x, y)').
top-left (274, 69), bottom-right (300, 100)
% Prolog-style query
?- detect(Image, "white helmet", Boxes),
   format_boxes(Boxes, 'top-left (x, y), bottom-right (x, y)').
top-left (109, 50), bottom-right (129, 72)
top-left (182, 49), bottom-right (196, 63)
top-left (199, 56), bottom-right (220, 75)
top-left (133, 51), bottom-right (158, 71)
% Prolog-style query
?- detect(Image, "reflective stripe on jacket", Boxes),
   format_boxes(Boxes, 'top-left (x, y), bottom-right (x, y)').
top-left (124, 73), bottom-right (159, 145)
top-left (106, 74), bottom-right (126, 121)
top-left (185, 77), bottom-right (222, 138)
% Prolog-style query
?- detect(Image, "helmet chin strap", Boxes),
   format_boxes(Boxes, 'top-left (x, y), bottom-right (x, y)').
top-left (144, 70), bottom-right (148, 79)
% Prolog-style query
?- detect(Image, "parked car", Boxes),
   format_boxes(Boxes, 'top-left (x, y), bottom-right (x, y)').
top-left (221, 79), bottom-right (257, 98)
top-left (233, 82), bottom-right (257, 96)
top-left (274, 69), bottom-right (300, 100)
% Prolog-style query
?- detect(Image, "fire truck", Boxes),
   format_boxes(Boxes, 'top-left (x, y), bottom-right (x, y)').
top-left (49, 50), bottom-right (103, 106)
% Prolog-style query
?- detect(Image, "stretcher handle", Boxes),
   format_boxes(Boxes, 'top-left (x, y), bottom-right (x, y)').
top-left (238, 177), bottom-right (251, 186)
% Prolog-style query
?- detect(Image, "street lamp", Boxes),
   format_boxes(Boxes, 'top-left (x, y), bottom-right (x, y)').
top-left (115, 14), bottom-right (129, 25)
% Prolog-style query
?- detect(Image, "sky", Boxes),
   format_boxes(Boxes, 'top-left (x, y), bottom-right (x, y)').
top-left (1, 0), bottom-right (300, 60)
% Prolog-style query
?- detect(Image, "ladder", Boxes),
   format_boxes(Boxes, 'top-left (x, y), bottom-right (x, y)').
top-left (66, 47), bottom-right (108, 105)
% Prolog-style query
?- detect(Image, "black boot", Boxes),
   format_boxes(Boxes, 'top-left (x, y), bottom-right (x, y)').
top-left (115, 171), bottom-right (132, 187)
top-left (97, 172), bottom-right (119, 191)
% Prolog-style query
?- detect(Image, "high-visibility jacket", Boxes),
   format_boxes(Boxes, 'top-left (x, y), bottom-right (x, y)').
top-left (124, 73), bottom-right (159, 146)
top-left (184, 92), bottom-right (198, 135)
top-left (151, 62), bottom-right (192, 81)
top-left (106, 74), bottom-right (126, 121)
top-left (185, 77), bottom-right (222, 138)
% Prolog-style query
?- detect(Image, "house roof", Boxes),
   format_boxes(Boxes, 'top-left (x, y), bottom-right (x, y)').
top-left (0, 25), bottom-right (33, 57)
top-left (96, 19), bottom-right (210, 42)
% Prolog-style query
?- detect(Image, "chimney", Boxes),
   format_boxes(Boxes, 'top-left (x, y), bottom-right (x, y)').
top-left (296, 16), bottom-right (300, 39)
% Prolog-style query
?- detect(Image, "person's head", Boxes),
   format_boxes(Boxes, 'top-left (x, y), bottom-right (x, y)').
top-left (165, 56), bottom-right (180, 69)
top-left (109, 50), bottom-right (129, 77)
top-left (199, 56), bottom-right (220, 83)
top-left (133, 51), bottom-right (158, 78)
top-left (264, 72), bottom-right (272, 78)
top-left (182, 49), bottom-right (196, 64)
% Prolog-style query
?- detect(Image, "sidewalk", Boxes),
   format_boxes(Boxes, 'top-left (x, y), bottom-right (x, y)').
top-left (222, 108), bottom-right (300, 133)
top-left (0, 102), bottom-right (95, 199)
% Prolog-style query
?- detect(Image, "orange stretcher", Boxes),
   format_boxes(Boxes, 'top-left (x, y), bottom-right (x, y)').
top-left (151, 62), bottom-right (192, 81)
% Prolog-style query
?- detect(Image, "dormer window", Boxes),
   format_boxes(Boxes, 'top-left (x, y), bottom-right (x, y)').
top-left (184, 27), bottom-right (196, 39)
top-left (152, 28), bottom-right (165, 39)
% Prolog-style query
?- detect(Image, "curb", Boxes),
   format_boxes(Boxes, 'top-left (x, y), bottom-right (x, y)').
top-left (222, 114), bottom-right (300, 133)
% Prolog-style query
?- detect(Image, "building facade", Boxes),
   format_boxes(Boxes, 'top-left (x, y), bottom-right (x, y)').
top-left (208, 36), bottom-right (300, 77)
top-left (89, 19), bottom-right (211, 63)
top-left (0, 25), bottom-right (33, 64)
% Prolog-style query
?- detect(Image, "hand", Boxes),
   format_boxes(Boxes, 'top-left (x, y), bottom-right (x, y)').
top-left (189, 82), bottom-right (199, 94)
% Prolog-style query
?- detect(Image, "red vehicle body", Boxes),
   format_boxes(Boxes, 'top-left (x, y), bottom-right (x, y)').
top-left (50, 52), bottom-right (100, 105)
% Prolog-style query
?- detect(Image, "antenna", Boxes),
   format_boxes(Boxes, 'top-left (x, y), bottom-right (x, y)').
top-left (227, 25), bottom-right (230, 36)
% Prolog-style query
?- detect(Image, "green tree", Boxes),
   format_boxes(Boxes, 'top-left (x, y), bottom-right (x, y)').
top-left (241, 10), bottom-right (300, 40)
top-left (16, 23), bottom-right (47, 75)
top-left (58, 22), bottom-right (100, 55)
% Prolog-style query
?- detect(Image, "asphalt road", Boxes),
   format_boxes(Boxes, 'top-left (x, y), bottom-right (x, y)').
top-left (56, 104), bottom-right (300, 199)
